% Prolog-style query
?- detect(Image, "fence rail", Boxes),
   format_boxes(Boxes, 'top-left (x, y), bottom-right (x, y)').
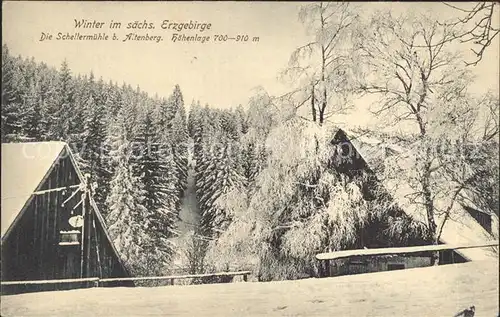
top-left (100, 270), bottom-right (251, 284)
top-left (1, 277), bottom-right (99, 286)
top-left (316, 241), bottom-right (500, 261)
top-left (1, 271), bottom-right (252, 295)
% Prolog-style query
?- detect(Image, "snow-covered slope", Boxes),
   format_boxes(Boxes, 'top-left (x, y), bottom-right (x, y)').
top-left (2, 261), bottom-right (498, 316)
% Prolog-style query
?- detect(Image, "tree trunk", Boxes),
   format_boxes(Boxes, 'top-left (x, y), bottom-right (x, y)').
top-left (422, 144), bottom-right (439, 266)
top-left (319, 35), bottom-right (327, 126)
top-left (431, 248), bottom-right (440, 266)
top-left (319, 99), bottom-right (326, 125)
top-left (311, 84), bottom-right (317, 122)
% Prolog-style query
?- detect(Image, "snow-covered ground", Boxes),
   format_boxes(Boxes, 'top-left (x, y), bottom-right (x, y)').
top-left (171, 138), bottom-right (201, 270)
top-left (2, 261), bottom-right (498, 316)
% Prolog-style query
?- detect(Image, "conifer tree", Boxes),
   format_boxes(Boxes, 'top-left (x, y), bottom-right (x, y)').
top-left (105, 80), bottom-right (121, 119)
top-left (37, 62), bottom-right (58, 139)
top-left (161, 85), bottom-right (188, 197)
top-left (106, 109), bottom-right (149, 275)
top-left (135, 105), bottom-right (178, 268)
top-left (51, 59), bottom-right (75, 140)
top-left (209, 139), bottom-right (244, 232)
top-left (187, 100), bottom-right (201, 138)
top-left (70, 75), bottom-right (87, 143)
top-left (190, 102), bottom-right (205, 161)
top-left (197, 129), bottom-right (244, 237)
top-left (169, 85), bottom-right (184, 121)
top-left (235, 104), bottom-right (248, 134)
top-left (23, 79), bottom-right (46, 139)
top-left (171, 108), bottom-right (189, 196)
top-left (1, 50), bottom-right (26, 140)
top-left (81, 80), bottom-right (108, 210)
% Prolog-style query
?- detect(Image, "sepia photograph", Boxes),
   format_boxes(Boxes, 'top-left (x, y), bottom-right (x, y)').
top-left (1, 1), bottom-right (499, 316)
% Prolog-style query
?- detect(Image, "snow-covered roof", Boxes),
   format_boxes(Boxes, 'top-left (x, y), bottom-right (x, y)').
top-left (336, 128), bottom-right (497, 261)
top-left (1, 142), bottom-right (67, 237)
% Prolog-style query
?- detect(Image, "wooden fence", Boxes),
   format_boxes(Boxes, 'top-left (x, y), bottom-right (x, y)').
top-left (316, 241), bottom-right (500, 261)
top-left (316, 241), bottom-right (499, 278)
top-left (99, 271), bottom-right (251, 286)
top-left (1, 277), bottom-right (100, 295)
top-left (1, 271), bottom-right (252, 295)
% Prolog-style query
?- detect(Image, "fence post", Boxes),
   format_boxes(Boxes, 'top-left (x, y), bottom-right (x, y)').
top-left (243, 274), bottom-right (248, 282)
top-left (170, 278), bottom-right (174, 286)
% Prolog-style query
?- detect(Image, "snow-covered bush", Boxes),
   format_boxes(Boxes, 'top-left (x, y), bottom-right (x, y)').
top-left (205, 119), bottom-right (429, 281)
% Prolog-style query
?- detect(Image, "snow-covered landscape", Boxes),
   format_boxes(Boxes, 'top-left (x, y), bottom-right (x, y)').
top-left (1, 2), bottom-right (499, 316)
top-left (2, 261), bottom-right (498, 316)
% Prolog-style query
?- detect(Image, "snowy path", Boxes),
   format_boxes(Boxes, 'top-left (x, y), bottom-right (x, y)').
top-left (2, 261), bottom-right (498, 316)
top-left (171, 138), bottom-right (201, 269)
top-left (176, 140), bottom-right (200, 235)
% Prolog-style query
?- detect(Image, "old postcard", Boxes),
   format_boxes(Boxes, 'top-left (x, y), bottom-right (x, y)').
top-left (1, 1), bottom-right (499, 316)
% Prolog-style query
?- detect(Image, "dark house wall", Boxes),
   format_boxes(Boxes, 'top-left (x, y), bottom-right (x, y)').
top-left (330, 130), bottom-right (427, 244)
top-left (463, 206), bottom-right (492, 234)
top-left (329, 255), bottom-right (432, 276)
top-left (439, 249), bottom-right (467, 265)
top-left (329, 129), bottom-right (469, 265)
top-left (1, 148), bottom-right (128, 282)
top-left (330, 129), bottom-right (387, 202)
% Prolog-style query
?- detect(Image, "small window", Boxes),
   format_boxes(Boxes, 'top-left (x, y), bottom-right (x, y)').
top-left (59, 230), bottom-right (80, 246)
top-left (387, 263), bottom-right (405, 271)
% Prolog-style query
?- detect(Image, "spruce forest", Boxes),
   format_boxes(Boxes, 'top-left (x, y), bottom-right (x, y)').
top-left (2, 2), bottom-right (499, 282)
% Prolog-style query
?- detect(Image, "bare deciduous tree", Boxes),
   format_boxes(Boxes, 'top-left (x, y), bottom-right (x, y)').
top-left (357, 11), bottom-right (497, 264)
top-left (442, 2), bottom-right (499, 66)
top-left (280, 2), bottom-right (359, 125)
top-left (479, 92), bottom-right (500, 142)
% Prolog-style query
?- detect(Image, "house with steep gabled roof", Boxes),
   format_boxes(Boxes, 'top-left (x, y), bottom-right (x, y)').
top-left (330, 128), bottom-right (498, 266)
top-left (1, 142), bottom-right (130, 290)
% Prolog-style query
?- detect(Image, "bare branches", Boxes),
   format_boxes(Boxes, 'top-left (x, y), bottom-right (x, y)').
top-left (361, 10), bottom-right (498, 258)
top-left (358, 11), bottom-right (469, 134)
top-left (481, 94), bottom-right (500, 142)
top-left (443, 2), bottom-right (481, 13)
top-left (288, 42), bottom-right (317, 67)
top-left (435, 181), bottom-right (468, 242)
top-left (281, 2), bottom-right (359, 125)
top-left (386, 3), bottom-right (498, 66)
top-left (442, 2), bottom-right (499, 66)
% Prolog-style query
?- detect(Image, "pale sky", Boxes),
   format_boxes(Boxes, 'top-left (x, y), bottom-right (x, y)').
top-left (2, 1), bottom-right (307, 108)
top-left (2, 1), bottom-right (499, 129)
